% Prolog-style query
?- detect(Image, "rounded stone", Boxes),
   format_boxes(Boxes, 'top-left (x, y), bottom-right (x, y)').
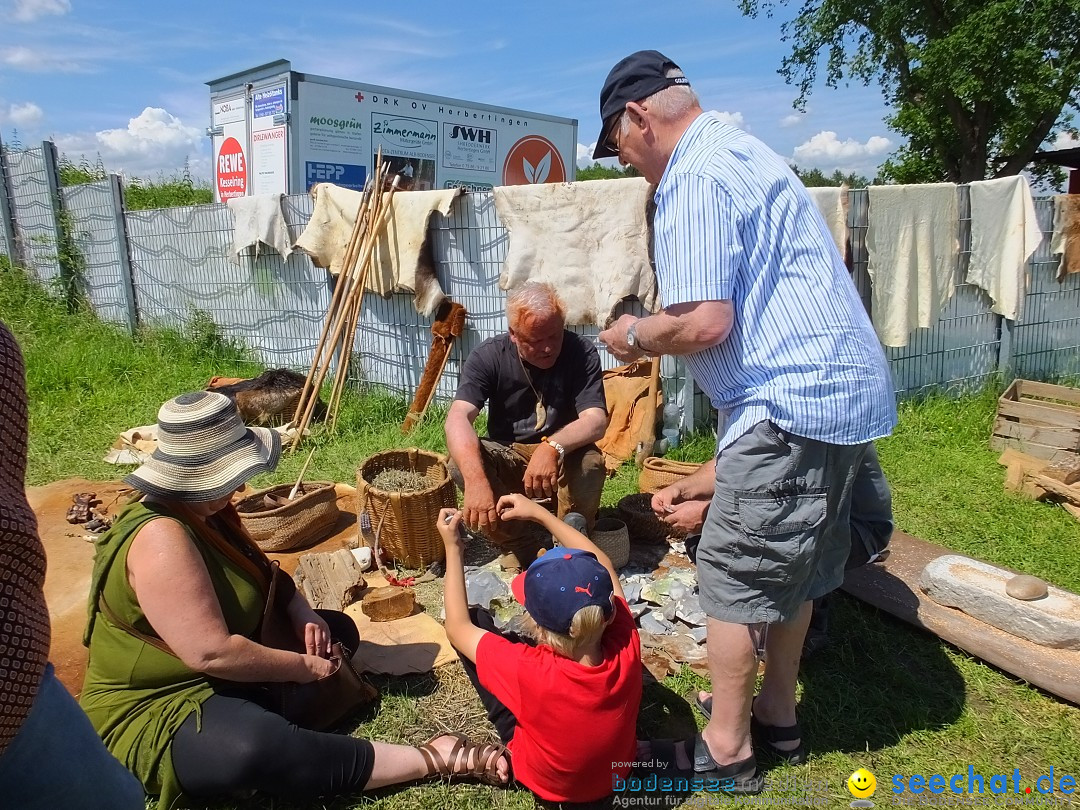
top-left (1005, 574), bottom-right (1049, 601)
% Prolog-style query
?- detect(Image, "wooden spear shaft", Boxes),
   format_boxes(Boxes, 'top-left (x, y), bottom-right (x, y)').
top-left (291, 174), bottom-right (402, 446)
top-left (288, 177), bottom-right (375, 441)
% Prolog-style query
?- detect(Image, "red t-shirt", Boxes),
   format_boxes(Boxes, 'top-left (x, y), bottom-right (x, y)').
top-left (476, 597), bottom-right (642, 802)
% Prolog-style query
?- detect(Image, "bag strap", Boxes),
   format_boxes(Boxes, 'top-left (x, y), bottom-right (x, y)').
top-left (97, 592), bottom-right (177, 658)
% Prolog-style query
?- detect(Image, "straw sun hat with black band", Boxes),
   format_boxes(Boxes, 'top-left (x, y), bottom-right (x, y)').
top-left (125, 391), bottom-right (281, 502)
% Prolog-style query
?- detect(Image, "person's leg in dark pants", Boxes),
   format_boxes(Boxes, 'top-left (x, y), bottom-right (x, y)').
top-left (171, 694), bottom-right (376, 800)
top-left (455, 606), bottom-right (533, 744)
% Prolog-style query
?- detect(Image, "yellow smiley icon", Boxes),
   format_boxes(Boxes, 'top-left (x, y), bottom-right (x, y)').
top-left (848, 768), bottom-right (877, 799)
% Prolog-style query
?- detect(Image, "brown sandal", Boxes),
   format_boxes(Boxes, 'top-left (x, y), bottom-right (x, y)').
top-left (417, 732), bottom-right (511, 786)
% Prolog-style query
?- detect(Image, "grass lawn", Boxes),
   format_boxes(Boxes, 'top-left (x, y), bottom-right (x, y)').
top-left (3, 262), bottom-right (1080, 809)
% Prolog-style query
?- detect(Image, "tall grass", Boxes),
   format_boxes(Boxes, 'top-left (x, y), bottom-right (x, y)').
top-left (4, 262), bottom-right (1079, 809)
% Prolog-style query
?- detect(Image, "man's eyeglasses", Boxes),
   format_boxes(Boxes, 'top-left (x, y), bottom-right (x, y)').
top-left (603, 116), bottom-right (622, 156)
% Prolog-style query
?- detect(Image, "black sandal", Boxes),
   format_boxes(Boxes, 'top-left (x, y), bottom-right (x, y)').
top-left (750, 699), bottom-right (807, 765)
top-left (692, 733), bottom-right (763, 794)
top-left (694, 693), bottom-right (807, 766)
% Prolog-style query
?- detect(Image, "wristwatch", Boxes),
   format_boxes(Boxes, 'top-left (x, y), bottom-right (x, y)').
top-left (541, 436), bottom-right (565, 459)
top-left (626, 321), bottom-right (648, 353)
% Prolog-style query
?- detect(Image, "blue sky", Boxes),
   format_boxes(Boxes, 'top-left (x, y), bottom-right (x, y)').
top-left (0, 0), bottom-right (952, 182)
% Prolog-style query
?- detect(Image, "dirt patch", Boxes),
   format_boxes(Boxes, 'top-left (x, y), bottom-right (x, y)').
top-left (29, 478), bottom-right (134, 696)
top-left (31, 478), bottom-right (359, 697)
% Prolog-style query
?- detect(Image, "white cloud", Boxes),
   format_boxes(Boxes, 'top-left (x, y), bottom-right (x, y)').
top-left (714, 111), bottom-right (745, 128)
top-left (54, 107), bottom-right (208, 178)
top-left (792, 130), bottom-right (892, 173)
top-left (2, 101), bottom-right (44, 127)
top-left (576, 142), bottom-right (620, 171)
top-left (1052, 130), bottom-right (1079, 150)
top-left (780, 113), bottom-right (804, 128)
top-left (10, 0), bottom-right (71, 22)
top-left (1, 45), bottom-right (86, 72)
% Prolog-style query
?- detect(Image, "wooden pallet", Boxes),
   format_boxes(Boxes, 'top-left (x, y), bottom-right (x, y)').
top-left (991, 379), bottom-right (1080, 460)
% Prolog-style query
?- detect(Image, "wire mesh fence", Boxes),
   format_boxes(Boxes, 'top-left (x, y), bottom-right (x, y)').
top-left (2, 140), bottom-right (1078, 433)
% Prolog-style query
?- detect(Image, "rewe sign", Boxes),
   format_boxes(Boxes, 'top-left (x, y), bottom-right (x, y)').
top-left (216, 137), bottom-right (247, 200)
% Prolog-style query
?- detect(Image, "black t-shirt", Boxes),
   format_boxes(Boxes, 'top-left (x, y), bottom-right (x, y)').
top-left (455, 332), bottom-right (607, 444)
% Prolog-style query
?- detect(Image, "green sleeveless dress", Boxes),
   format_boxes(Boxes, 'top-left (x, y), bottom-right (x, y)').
top-left (80, 500), bottom-right (268, 809)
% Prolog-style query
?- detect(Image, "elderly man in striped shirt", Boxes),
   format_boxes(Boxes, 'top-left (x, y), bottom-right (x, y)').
top-left (597, 51), bottom-right (897, 792)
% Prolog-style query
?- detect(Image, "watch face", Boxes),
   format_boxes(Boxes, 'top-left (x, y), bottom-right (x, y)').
top-left (626, 326), bottom-right (637, 346)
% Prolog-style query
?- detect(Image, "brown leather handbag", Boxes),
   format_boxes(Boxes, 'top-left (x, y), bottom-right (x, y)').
top-left (257, 562), bottom-right (379, 730)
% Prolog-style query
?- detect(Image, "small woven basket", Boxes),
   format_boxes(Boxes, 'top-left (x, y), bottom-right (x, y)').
top-left (235, 481), bottom-right (340, 553)
top-left (356, 448), bottom-right (456, 568)
top-left (637, 457), bottom-right (703, 495)
top-left (617, 492), bottom-right (687, 545)
top-left (590, 517), bottom-right (630, 569)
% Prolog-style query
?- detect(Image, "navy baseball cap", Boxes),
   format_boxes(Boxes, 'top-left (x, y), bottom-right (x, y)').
top-left (593, 49), bottom-right (689, 159)
top-left (511, 548), bottom-right (615, 634)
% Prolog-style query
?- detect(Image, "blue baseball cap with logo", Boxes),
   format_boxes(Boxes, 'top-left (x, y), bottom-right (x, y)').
top-left (593, 49), bottom-right (690, 159)
top-left (511, 548), bottom-right (615, 634)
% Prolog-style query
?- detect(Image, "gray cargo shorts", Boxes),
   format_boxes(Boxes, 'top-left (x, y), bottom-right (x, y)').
top-left (696, 420), bottom-right (870, 624)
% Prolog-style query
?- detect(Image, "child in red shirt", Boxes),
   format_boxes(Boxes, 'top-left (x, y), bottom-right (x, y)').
top-left (438, 494), bottom-right (642, 808)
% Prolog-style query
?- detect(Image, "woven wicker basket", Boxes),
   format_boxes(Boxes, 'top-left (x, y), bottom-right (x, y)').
top-left (356, 449), bottom-right (456, 569)
top-left (235, 481), bottom-right (340, 552)
top-left (590, 517), bottom-right (630, 569)
top-left (637, 457), bottom-right (703, 494)
top-left (617, 492), bottom-right (687, 545)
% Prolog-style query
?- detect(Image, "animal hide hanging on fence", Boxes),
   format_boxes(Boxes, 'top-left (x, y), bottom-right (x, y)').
top-left (1051, 195), bottom-right (1080, 282)
top-left (293, 183), bottom-right (460, 317)
top-left (226, 193), bottom-right (294, 264)
top-left (491, 177), bottom-right (658, 327)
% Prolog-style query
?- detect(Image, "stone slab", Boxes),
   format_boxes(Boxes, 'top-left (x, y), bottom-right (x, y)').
top-left (919, 555), bottom-right (1080, 649)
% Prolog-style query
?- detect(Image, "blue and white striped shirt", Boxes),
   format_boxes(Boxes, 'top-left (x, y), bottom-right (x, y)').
top-left (653, 112), bottom-right (897, 452)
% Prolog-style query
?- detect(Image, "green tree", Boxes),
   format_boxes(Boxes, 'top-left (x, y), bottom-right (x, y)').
top-left (576, 162), bottom-right (641, 181)
top-left (738, 0), bottom-right (1080, 183)
top-left (793, 164), bottom-right (870, 187)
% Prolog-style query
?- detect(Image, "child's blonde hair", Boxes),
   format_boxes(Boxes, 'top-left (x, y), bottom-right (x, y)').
top-left (522, 602), bottom-right (611, 658)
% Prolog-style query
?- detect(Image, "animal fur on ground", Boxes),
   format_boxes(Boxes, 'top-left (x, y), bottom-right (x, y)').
top-left (208, 369), bottom-right (327, 426)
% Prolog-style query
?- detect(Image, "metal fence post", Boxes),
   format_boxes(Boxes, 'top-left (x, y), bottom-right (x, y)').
top-left (0, 138), bottom-right (20, 265)
top-left (998, 315), bottom-right (1014, 380)
top-left (41, 140), bottom-right (65, 260)
top-left (108, 173), bottom-right (139, 334)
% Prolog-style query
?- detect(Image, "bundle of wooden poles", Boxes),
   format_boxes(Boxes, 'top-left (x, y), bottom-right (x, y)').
top-left (288, 152), bottom-right (401, 451)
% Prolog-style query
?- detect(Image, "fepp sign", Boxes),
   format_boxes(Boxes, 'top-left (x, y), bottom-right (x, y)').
top-left (217, 137), bottom-right (247, 200)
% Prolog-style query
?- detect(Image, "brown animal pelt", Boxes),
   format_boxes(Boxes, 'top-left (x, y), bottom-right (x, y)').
top-left (207, 369), bottom-right (326, 426)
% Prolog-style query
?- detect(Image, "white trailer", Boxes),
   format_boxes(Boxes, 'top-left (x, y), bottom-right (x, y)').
top-left (207, 59), bottom-right (578, 202)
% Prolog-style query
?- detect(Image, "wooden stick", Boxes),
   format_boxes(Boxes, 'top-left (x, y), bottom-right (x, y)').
top-left (291, 174), bottom-right (402, 444)
top-left (288, 446), bottom-right (317, 500)
top-left (328, 158), bottom-right (391, 429)
top-left (289, 177), bottom-right (376, 444)
top-left (289, 157), bottom-right (386, 451)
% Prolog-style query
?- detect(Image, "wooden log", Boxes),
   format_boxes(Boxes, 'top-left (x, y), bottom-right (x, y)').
top-left (841, 531), bottom-right (1080, 705)
top-left (1028, 473), bottom-right (1080, 506)
top-left (360, 586), bottom-right (417, 622)
top-left (294, 548), bottom-right (367, 611)
top-left (1042, 454), bottom-right (1080, 486)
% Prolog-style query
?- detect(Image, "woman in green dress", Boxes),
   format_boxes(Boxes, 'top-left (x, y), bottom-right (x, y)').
top-left (81, 391), bottom-right (508, 808)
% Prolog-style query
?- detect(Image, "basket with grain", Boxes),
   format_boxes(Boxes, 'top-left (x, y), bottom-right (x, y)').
top-left (356, 448), bottom-right (456, 568)
top-left (235, 481), bottom-right (339, 553)
top-left (637, 456), bottom-right (703, 494)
